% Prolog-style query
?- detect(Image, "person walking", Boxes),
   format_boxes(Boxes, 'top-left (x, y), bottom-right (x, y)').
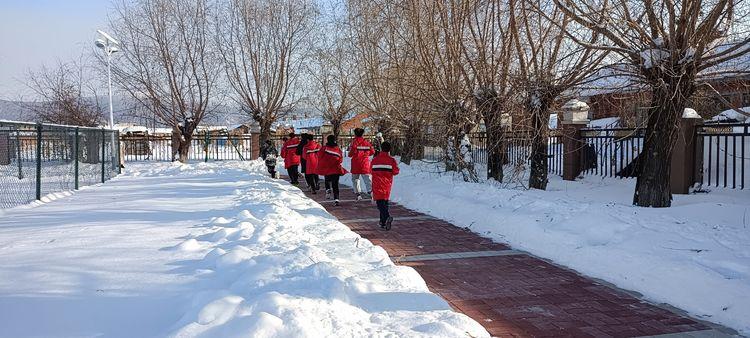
top-left (260, 139), bottom-right (279, 178)
top-left (371, 141), bottom-right (399, 230)
top-left (281, 132), bottom-right (301, 185)
top-left (296, 133), bottom-right (309, 185)
top-left (372, 132), bottom-right (385, 156)
top-left (317, 135), bottom-right (348, 206)
top-left (348, 128), bottom-right (374, 200)
top-left (302, 134), bottom-right (321, 193)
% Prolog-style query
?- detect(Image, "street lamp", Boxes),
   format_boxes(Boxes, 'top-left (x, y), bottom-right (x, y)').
top-left (94, 30), bottom-right (119, 130)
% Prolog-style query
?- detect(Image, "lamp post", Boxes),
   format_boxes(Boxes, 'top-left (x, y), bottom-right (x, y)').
top-left (94, 30), bottom-right (119, 130)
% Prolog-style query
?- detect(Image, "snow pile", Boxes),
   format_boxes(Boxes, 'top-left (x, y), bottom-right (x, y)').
top-left (682, 107), bottom-right (701, 119)
top-left (380, 161), bottom-right (750, 334)
top-left (0, 161), bottom-right (487, 338)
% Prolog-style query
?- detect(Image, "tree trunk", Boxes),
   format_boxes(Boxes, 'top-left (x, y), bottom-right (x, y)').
top-left (528, 101), bottom-right (550, 190)
top-left (259, 122), bottom-right (272, 146)
top-left (178, 134), bottom-right (192, 163)
top-left (633, 84), bottom-right (690, 207)
top-left (475, 87), bottom-right (503, 182)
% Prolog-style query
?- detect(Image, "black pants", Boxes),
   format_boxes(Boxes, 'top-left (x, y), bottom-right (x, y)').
top-left (288, 165), bottom-right (300, 184)
top-left (267, 165), bottom-right (276, 178)
top-left (376, 200), bottom-right (390, 225)
top-left (305, 174), bottom-right (319, 191)
top-left (324, 174), bottom-right (340, 200)
top-left (300, 158), bottom-right (307, 174)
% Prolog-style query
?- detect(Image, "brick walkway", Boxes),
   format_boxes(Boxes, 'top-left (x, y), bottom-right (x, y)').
top-left (295, 179), bottom-right (729, 337)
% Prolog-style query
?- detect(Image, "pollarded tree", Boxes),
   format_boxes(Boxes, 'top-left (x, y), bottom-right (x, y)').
top-left (217, 0), bottom-right (316, 145)
top-left (110, 0), bottom-right (220, 162)
top-left (509, 0), bottom-right (608, 190)
top-left (462, 0), bottom-right (516, 182)
top-left (557, 0), bottom-right (750, 206)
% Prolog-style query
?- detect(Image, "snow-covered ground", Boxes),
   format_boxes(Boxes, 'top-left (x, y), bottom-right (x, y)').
top-left (0, 161), bottom-right (487, 338)
top-left (374, 160), bottom-right (750, 335)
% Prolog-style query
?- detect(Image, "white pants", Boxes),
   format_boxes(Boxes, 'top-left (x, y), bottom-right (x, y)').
top-left (351, 174), bottom-right (372, 194)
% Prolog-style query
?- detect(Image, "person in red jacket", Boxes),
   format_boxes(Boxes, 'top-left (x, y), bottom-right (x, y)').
top-left (371, 141), bottom-right (399, 230)
top-left (317, 135), bottom-right (348, 206)
top-left (348, 128), bottom-right (374, 200)
top-left (302, 134), bottom-right (321, 193)
top-left (280, 132), bottom-right (301, 185)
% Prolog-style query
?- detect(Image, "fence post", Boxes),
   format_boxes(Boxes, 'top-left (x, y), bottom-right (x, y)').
top-left (101, 128), bottom-right (106, 183)
top-left (116, 131), bottom-right (122, 174)
top-left (250, 131), bottom-right (260, 160)
top-left (36, 123), bottom-right (42, 200)
top-left (560, 99), bottom-right (590, 181)
top-left (670, 113), bottom-right (703, 194)
top-left (74, 128), bottom-right (79, 190)
top-left (204, 131), bottom-right (209, 163)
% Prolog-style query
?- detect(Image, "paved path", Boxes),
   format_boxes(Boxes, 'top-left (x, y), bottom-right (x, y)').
top-left (297, 180), bottom-right (733, 338)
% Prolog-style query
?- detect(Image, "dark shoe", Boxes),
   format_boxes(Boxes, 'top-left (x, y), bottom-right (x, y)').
top-left (385, 216), bottom-right (393, 231)
top-left (379, 222), bottom-right (385, 229)
top-left (334, 199), bottom-right (340, 206)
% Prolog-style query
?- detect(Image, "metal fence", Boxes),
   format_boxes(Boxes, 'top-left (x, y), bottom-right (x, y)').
top-left (120, 132), bottom-right (253, 162)
top-left (581, 127), bottom-right (646, 178)
top-left (0, 120), bottom-right (120, 209)
top-left (698, 122), bottom-right (749, 189)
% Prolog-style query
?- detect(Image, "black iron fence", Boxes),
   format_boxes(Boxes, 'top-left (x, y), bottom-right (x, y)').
top-left (580, 127), bottom-right (646, 178)
top-left (697, 122), bottom-right (749, 189)
top-left (120, 132), bottom-right (253, 162)
top-left (0, 120), bottom-right (120, 209)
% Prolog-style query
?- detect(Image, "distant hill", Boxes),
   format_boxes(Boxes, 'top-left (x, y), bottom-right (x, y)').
top-left (0, 97), bottom-right (250, 127)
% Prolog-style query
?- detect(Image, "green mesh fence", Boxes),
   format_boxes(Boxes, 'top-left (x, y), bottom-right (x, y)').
top-left (0, 121), bottom-right (120, 209)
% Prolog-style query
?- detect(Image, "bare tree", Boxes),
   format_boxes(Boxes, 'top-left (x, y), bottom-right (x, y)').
top-left (109, 0), bottom-right (220, 162)
top-left (309, 12), bottom-right (358, 138)
top-left (22, 58), bottom-right (105, 127)
top-left (462, 0), bottom-right (515, 182)
top-left (509, 0), bottom-right (607, 190)
top-left (217, 0), bottom-right (316, 145)
top-left (557, 0), bottom-right (750, 206)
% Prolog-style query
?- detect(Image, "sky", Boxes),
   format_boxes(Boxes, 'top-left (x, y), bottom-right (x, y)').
top-left (0, 0), bottom-right (111, 100)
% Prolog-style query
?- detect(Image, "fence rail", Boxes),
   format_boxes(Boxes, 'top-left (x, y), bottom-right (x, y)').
top-left (120, 133), bottom-right (253, 162)
top-left (0, 120), bottom-right (120, 209)
top-left (697, 122), bottom-right (749, 189)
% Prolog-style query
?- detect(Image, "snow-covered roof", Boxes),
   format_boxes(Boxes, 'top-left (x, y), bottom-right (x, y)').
top-left (276, 117), bottom-right (326, 130)
top-left (712, 106), bottom-right (750, 123)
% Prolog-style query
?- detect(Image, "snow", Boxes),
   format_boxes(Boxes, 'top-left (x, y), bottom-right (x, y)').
top-left (683, 107), bottom-right (702, 119)
top-left (587, 117), bottom-right (620, 128)
top-left (370, 161), bottom-right (750, 335)
top-left (0, 161), bottom-right (487, 338)
top-left (712, 107), bottom-right (750, 123)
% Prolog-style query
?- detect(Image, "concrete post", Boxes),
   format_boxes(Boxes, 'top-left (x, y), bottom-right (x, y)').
top-left (670, 111), bottom-right (703, 194)
top-left (559, 99), bottom-right (591, 181)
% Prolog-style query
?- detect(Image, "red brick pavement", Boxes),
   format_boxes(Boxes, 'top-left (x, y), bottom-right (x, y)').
top-left (290, 177), bottom-right (716, 337)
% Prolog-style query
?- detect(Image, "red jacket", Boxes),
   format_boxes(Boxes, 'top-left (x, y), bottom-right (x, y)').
top-left (302, 140), bottom-right (321, 175)
top-left (370, 152), bottom-right (399, 200)
top-left (316, 145), bottom-right (348, 176)
top-left (348, 137), bottom-right (374, 174)
top-left (280, 137), bottom-right (301, 168)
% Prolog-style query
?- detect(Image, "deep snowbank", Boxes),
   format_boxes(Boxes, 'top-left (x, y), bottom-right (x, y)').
top-left (369, 160), bottom-right (750, 334)
top-left (0, 161), bottom-right (487, 337)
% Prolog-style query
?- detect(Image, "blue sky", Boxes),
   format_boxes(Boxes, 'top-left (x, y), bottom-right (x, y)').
top-left (0, 0), bottom-right (111, 99)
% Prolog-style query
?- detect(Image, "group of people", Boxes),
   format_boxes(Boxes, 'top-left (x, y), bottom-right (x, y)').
top-left (259, 129), bottom-right (398, 230)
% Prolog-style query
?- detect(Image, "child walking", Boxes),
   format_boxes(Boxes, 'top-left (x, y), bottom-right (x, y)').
top-left (280, 132), bottom-right (301, 185)
top-left (348, 128), bottom-right (374, 200)
top-left (302, 134), bottom-right (321, 193)
top-left (260, 139), bottom-right (279, 178)
top-left (317, 135), bottom-right (348, 206)
top-left (370, 141), bottom-right (399, 230)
